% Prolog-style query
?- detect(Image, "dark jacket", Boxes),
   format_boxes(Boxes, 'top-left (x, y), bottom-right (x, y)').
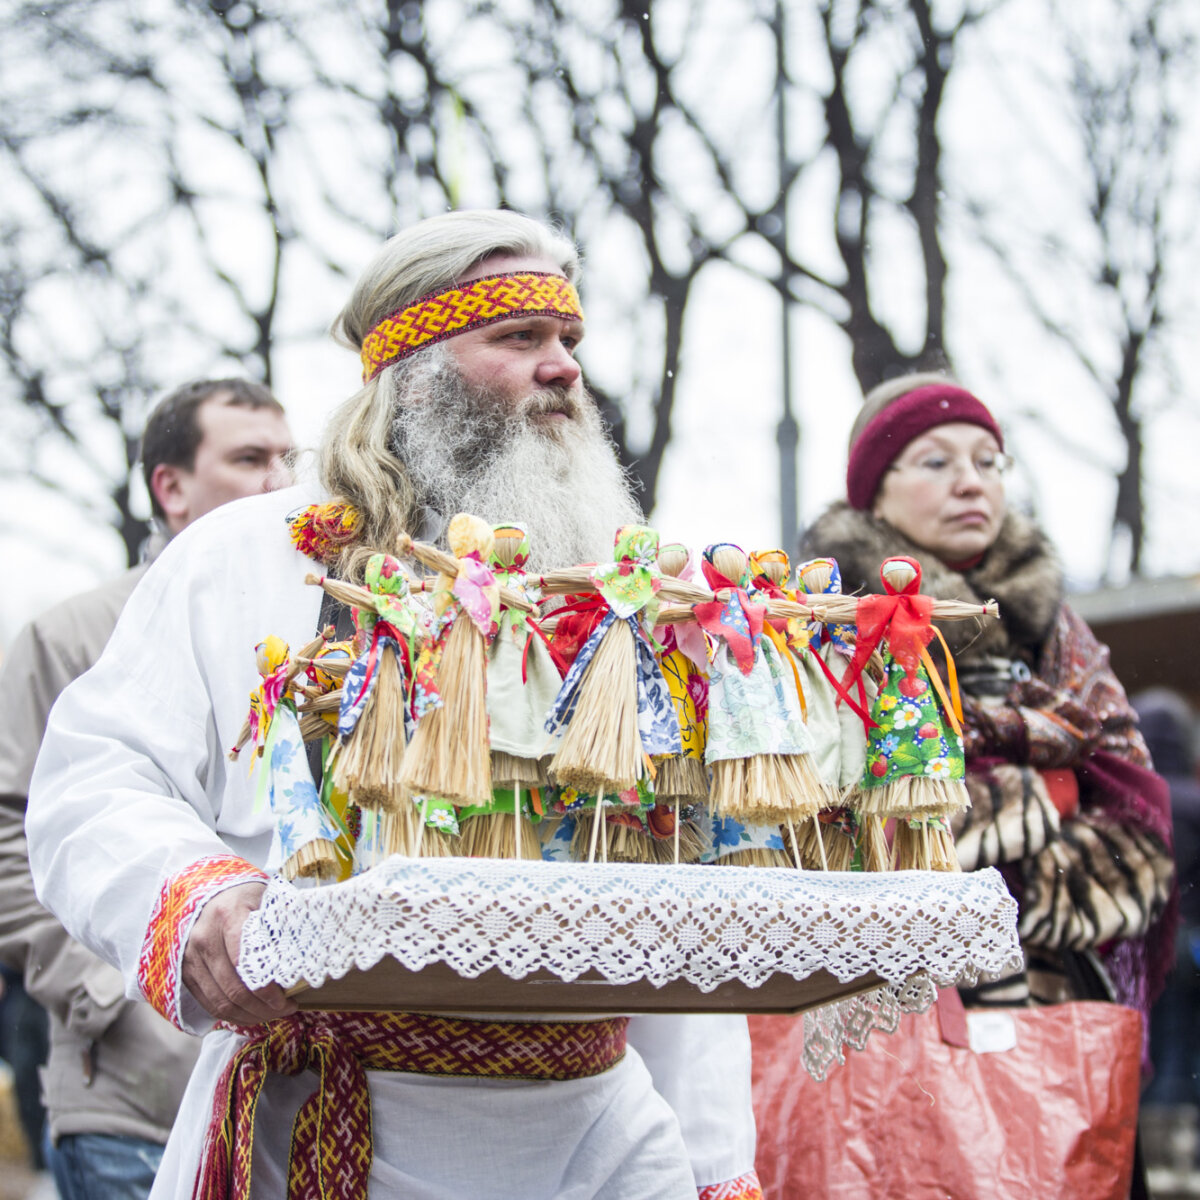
top-left (0, 567), bottom-right (199, 1143)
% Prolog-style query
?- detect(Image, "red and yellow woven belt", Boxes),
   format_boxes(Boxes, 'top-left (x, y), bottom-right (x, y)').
top-left (195, 1009), bottom-right (629, 1200)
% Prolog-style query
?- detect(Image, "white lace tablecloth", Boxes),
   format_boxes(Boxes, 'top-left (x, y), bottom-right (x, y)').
top-left (240, 858), bottom-right (1021, 1078)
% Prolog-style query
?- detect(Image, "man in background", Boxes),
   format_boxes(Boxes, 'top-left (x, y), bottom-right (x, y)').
top-left (0, 378), bottom-right (292, 1199)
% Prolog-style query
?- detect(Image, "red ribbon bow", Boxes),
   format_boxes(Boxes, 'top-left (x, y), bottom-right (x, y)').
top-left (546, 593), bottom-right (610, 671)
top-left (348, 620), bottom-right (412, 711)
top-left (521, 613), bottom-right (569, 682)
top-left (693, 561), bottom-right (766, 676)
top-left (845, 557), bottom-right (934, 700)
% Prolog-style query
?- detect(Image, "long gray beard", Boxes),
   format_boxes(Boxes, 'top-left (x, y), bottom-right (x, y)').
top-left (388, 347), bottom-right (643, 570)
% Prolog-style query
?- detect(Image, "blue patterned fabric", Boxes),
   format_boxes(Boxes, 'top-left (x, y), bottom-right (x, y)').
top-left (337, 634), bottom-right (412, 741)
top-left (796, 559), bottom-right (855, 654)
top-left (262, 701), bottom-right (341, 871)
top-left (541, 814), bottom-right (576, 862)
top-left (546, 610), bottom-right (682, 757)
top-left (710, 815), bottom-right (786, 861)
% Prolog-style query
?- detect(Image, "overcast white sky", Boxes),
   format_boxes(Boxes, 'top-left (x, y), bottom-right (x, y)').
top-left (2, 0), bottom-right (1198, 649)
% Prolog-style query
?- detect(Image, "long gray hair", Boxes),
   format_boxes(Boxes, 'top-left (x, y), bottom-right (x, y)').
top-left (318, 210), bottom-right (580, 580)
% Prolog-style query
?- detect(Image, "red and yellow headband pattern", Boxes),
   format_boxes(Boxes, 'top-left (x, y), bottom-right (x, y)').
top-left (360, 271), bottom-right (583, 382)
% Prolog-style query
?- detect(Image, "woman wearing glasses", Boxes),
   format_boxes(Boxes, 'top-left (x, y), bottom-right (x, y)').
top-left (799, 373), bottom-right (1176, 1016)
top-left (749, 373), bottom-right (1178, 1195)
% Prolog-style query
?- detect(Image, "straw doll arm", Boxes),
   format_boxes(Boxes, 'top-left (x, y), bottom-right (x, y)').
top-left (763, 592), bottom-right (999, 625)
top-left (537, 566), bottom-right (711, 607)
top-left (230, 626), bottom-right (334, 756)
top-left (651, 592), bottom-right (808, 627)
top-left (661, 591), bottom-right (997, 630)
top-left (397, 533), bottom-right (534, 613)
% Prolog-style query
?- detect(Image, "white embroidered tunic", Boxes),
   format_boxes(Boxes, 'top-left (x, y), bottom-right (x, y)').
top-left (27, 485), bottom-right (760, 1200)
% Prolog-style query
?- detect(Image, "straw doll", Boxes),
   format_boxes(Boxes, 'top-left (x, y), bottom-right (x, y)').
top-left (486, 524), bottom-right (562, 784)
top-left (543, 524), bottom-right (682, 861)
top-left (331, 555), bottom-right (419, 809)
top-left (399, 514), bottom-right (499, 818)
top-left (651, 542), bottom-right (710, 806)
top-left (237, 634), bottom-right (346, 881)
top-left (306, 554), bottom-right (460, 859)
top-left (287, 638), bottom-right (362, 879)
top-left (748, 548), bottom-right (844, 869)
top-left (693, 543), bottom-right (825, 829)
top-left (848, 556), bottom-right (969, 871)
top-left (291, 640), bottom-right (352, 746)
top-left (794, 557), bottom-right (888, 872)
top-left (454, 522), bottom-right (560, 860)
top-left (629, 542), bottom-right (710, 865)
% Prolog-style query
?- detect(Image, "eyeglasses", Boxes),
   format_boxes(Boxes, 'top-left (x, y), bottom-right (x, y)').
top-left (888, 450), bottom-right (1013, 483)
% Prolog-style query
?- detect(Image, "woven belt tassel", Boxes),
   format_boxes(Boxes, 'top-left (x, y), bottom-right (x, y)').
top-left (196, 1015), bottom-right (371, 1200)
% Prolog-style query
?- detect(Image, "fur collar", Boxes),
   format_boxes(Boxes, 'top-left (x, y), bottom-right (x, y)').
top-left (797, 502), bottom-right (1064, 662)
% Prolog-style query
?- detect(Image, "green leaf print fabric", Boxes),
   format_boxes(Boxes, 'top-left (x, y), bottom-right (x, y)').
top-left (861, 659), bottom-right (964, 789)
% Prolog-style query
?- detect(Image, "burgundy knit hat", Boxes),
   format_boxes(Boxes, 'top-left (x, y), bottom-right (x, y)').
top-left (846, 384), bottom-right (1004, 511)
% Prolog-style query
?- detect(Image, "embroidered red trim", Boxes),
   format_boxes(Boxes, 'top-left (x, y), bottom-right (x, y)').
top-left (697, 1171), bottom-right (765, 1200)
top-left (136, 854), bottom-right (266, 1027)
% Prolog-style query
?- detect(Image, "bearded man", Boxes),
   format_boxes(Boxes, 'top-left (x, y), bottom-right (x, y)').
top-left (27, 210), bottom-right (762, 1200)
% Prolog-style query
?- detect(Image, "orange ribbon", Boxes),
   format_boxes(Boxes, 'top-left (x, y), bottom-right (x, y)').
top-left (919, 626), bottom-right (964, 736)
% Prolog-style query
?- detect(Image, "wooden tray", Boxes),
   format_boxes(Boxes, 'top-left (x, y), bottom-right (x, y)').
top-left (288, 960), bottom-right (884, 1015)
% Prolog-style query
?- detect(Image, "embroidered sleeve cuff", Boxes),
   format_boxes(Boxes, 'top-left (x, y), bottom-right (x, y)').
top-left (697, 1171), bottom-right (764, 1199)
top-left (137, 854), bottom-right (267, 1031)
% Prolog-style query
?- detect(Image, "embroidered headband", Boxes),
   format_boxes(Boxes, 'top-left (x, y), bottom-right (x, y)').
top-left (846, 384), bottom-right (1004, 510)
top-left (359, 271), bottom-right (584, 382)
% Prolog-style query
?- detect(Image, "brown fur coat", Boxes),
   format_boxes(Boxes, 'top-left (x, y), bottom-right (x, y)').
top-left (800, 502), bottom-right (1176, 1009)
